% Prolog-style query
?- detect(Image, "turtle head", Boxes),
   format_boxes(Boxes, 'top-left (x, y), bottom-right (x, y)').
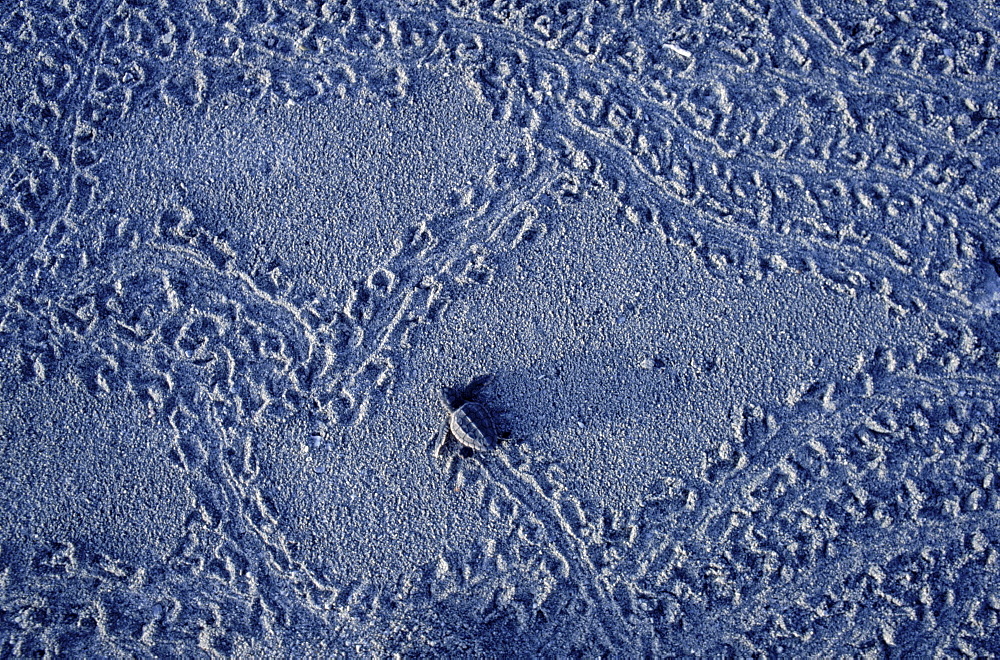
top-left (440, 385), bottom-right (460, 409)
top-left (464, 374), bottom-right (494, 399)
top-left (441, 375), bottom-right (494, 408)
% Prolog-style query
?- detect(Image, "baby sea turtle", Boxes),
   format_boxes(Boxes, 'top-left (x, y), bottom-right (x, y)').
top-left (433, 374), bottom-right (500, 458)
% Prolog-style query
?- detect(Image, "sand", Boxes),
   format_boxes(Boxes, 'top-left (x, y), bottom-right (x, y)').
top-left (1, 0), bottom-right (999, 656)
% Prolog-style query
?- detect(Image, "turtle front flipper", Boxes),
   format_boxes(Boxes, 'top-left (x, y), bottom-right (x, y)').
top-left (430, 421), bottom-right (450, 458)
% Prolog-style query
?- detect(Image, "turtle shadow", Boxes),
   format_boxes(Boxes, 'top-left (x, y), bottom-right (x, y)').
top-left (478, 349), bottom-right (683, 452)
top-left (427, 350), bottom-right (687, 483)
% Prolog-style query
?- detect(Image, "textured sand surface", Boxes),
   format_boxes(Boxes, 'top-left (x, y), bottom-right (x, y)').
top-left (1, 0), bottom-right (1000, 656)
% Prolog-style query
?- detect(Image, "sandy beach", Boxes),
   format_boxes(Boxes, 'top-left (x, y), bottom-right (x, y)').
top-left (2, 0), bottom-right (999, 655)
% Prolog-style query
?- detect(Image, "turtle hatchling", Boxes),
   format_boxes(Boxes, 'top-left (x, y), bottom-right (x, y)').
top-left (433, 374), bottom-right (501, 458)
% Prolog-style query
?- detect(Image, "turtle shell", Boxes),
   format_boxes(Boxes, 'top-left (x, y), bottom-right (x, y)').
top-left (449, 401), bottom-right (498, 452)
